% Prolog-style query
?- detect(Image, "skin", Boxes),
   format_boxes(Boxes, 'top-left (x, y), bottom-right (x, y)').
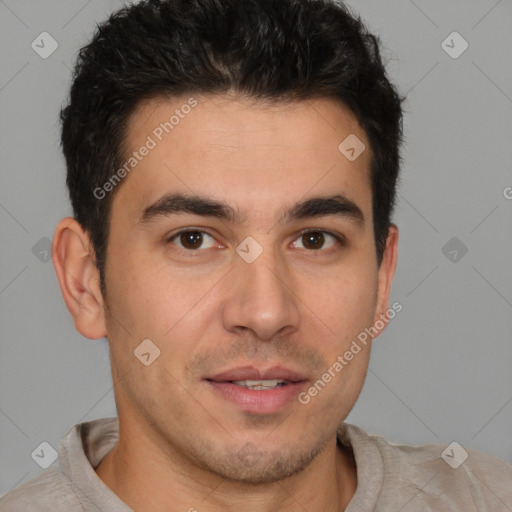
top-left (52, 93), bottom-right (398, 512)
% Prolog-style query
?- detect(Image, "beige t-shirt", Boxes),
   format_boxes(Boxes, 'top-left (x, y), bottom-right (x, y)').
top-left (1, 417), bottom-right (511, 511)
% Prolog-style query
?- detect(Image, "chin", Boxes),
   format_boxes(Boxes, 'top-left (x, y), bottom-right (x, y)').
top-left (192, 439), bottom-right (328, 485)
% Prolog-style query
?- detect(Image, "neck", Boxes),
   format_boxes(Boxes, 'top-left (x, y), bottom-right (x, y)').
top-left (95, 424), bottom-right (357, 512)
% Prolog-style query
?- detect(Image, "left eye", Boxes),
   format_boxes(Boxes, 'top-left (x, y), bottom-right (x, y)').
top-left (166, 229), bottom-right (341, 252)
top-left (291, 230), bottom-right (340, 251)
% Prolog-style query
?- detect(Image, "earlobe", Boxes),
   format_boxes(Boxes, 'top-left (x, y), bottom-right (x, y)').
top-left (372, 224), bottom-right (399, 337)
top-left (52, 217), bottom-right (107, 340)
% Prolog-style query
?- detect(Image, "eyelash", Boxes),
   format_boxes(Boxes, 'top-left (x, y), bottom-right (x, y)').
top-left (165, 228), bottom-right (345, 256)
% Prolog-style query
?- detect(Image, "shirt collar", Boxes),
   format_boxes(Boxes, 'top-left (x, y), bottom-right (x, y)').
top-left (58, 417), bottom-right (383, 511)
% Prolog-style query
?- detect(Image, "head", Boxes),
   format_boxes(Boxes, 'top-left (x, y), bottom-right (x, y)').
top-left (54, 0), bottom-right (404, 485)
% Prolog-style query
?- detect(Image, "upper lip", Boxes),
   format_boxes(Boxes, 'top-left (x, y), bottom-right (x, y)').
top-left (206, 365), bottom-right (307, 383)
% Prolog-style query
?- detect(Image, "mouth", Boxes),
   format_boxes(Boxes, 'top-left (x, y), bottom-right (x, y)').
top-left (206, 365), bottom-right (307, 383)
top-left (229, 379), bottom-right (289, 390)
top-left (204, 366), bottom-right (308, 414)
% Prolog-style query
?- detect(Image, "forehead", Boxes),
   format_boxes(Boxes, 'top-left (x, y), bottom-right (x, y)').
top-left (112, 93), bottom-right (373, 222)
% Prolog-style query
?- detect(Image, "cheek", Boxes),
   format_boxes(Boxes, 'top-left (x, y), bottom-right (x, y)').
top-left (104, 245), bottom-right (215, 342)
top-left (103, 243), bottom-right (162, 336)
top-left (312, 267), bottom-right (378, 341)
top-left (309, 276), bottom-right (375, 405)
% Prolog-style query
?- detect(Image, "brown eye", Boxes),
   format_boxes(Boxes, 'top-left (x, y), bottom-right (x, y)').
top-left (302, 231), bottom-right (325, 250)
top-left (292, 230), bottom-right (340, 251)
top-left (168, 230), bottom-right (216, 251)
top-left (180, 231), bottom-right (203, 249)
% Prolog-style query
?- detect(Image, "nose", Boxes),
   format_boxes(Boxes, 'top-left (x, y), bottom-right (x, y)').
top-left (221, 245), bottom-right (301, 341)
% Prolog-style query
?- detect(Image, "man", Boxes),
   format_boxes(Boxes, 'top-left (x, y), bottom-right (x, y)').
top-left (1, 0), bottom-right (511, 510)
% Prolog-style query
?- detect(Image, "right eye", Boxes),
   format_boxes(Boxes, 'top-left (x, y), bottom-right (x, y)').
top-left (166, 229), bottom-right (219, 253)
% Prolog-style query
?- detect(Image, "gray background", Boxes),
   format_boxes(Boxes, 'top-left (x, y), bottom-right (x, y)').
top-left (1, 0), bottom-right (511, 497)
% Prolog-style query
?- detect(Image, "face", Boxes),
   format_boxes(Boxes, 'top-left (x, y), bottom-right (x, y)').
top-left (95, 94), bottom-right (396, 483)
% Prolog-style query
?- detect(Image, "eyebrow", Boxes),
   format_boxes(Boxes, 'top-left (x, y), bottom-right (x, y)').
top-left (139, 192), bottom-right (364, 227)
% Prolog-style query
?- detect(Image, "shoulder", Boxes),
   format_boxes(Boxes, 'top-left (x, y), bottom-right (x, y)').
top-left (0, 466), bottom-right (82, 511)
top-left (386, 440), bottom-right (512, 510)
top-left (343, 423), bottom-right (512, 511)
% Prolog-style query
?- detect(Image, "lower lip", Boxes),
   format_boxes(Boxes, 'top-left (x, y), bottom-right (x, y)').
top-left (205, 381), bottom-right (307, 414)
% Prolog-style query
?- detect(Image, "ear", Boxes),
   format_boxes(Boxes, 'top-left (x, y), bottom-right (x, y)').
top-left (51, 217), bottom-right (107, 340)
top-left (372, 223), bottom-right (399, 338)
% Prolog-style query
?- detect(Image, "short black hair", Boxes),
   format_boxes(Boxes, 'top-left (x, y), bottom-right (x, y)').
top-left (60, 0), bottom-right (405, 293)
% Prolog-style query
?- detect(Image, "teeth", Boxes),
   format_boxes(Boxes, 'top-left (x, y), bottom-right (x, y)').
top-left (233, 379), bottom-right (287, 390)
